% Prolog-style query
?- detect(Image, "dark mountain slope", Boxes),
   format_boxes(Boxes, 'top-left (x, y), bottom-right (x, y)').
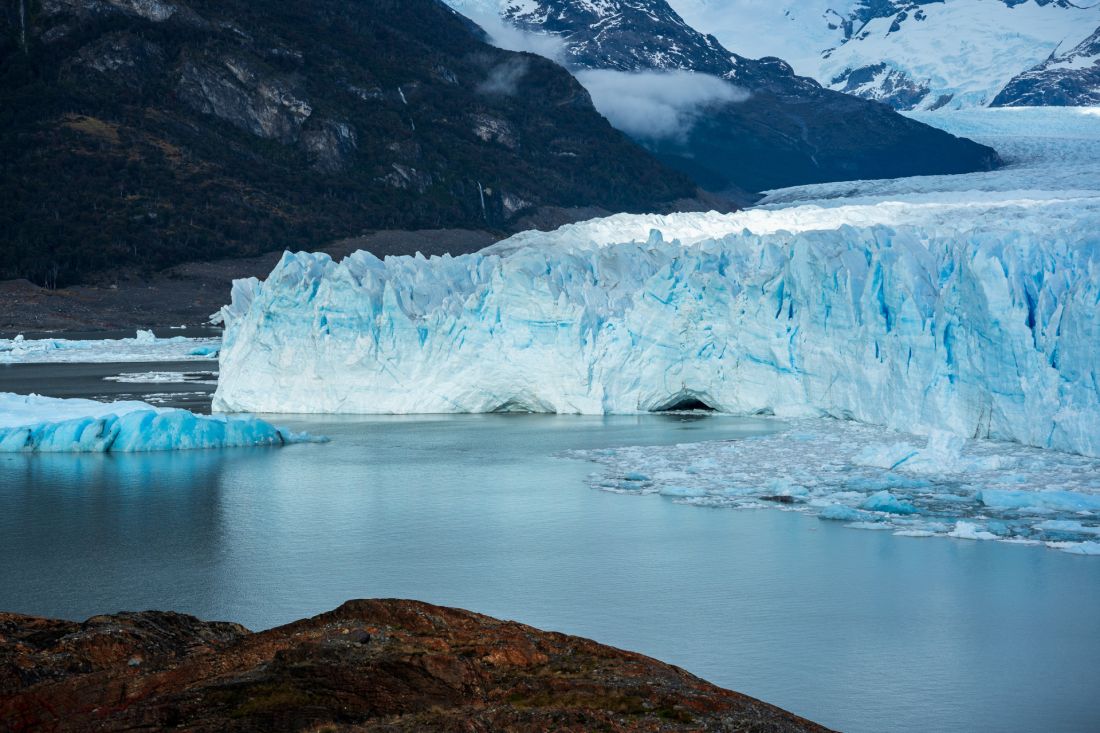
top-left (477, 0), bottom-right (1002, 193)
top-left (0, 0), bottom-right (698, 287)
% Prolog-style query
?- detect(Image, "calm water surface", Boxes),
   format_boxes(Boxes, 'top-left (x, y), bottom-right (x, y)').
top-left (1, 400), bottom-right (1098, 732)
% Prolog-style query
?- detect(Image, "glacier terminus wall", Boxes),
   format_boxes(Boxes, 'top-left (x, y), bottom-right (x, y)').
top-left (214, 208), bottom-right (1098, 457)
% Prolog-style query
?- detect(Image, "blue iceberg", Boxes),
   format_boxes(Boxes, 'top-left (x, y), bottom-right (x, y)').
top-left (0, 393), bottom-right (320, 453)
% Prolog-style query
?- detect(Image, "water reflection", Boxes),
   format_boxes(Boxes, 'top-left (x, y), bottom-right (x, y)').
top-left (1, 414), bottom-right (1098, 733)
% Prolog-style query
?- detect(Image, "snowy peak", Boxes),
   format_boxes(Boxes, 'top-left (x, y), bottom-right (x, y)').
top-left (993, 25), bottom-right (1100, 106)
top-left (453, 0), bottom-right (754, 78)
top-left (666, 0), bottom-right (1100, 110)
top-left (445, 0), bottom-right (1000, 194)
top-left (502, 0), bottom-right (736, 75)
top-left (450, 0), bottom-right (817, 86)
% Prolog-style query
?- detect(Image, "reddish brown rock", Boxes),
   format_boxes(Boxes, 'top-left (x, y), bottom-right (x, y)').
top-left (0, 599), bottom-right (831, 732)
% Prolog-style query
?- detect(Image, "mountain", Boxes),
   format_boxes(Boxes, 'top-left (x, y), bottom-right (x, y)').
top-left (665, 0), bottom-right (1100, 110)
top-left (447, 0), bottom-right (1000, 193)
top-left (992, 25), bottom-right (1100, 106)
top-left (0, 0), bottom-right (701, 287)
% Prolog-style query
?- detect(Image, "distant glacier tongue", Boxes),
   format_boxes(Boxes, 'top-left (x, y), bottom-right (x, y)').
top-left (213, 207), bottom-right (1100, 458)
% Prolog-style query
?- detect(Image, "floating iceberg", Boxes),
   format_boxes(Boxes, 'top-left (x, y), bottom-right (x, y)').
top-left (0, 330), bottom-right (220, 364)
top-left (0, 393), bottom-right (316, 453)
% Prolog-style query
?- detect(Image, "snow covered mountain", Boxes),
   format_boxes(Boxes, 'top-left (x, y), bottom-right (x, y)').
top-left (468, 0), bottom-right (738, 74)
top-left (445, 0), bottom-right (999, 193)
top-left (667, 0), bottom-right (1100, 110)
top-left (993, 26), bottom-right (1100, 106)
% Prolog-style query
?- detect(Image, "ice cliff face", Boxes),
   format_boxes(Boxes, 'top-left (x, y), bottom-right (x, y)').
top-left (215, 107), bottom-right (1100, 461)
top-left (214, 211), bottom-right (1099, 457)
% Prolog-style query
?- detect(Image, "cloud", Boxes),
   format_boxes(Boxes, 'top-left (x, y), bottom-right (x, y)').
top-left (575, 70), bottom-right (749, 142)
top-left (465, 11), bottom-right (567, 62)
top-left (478, 58), bottom-right (531, 96)
top-left (460, 10), bottom-right (745, 142)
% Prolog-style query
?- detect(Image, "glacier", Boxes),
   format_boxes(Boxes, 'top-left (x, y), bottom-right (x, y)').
top-left (0, 393), bottom-right (317, 453)
top-left (214, 108), bottom-right (1100, 460)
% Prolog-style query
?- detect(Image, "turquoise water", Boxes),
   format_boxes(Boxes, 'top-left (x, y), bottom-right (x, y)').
top-left (1, 413), bottom-right (1098, 732)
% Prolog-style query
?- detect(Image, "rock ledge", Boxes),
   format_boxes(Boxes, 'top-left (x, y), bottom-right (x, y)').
top-left (0, 599), bottom-right (831, 732)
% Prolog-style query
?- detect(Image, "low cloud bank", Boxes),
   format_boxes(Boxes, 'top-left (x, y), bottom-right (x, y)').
top-left (466, 11), bottom-right (746, 142)
top-left (576, 70), bottom-right (748, 142)
top-left (467, 11), bottom-right (567, 62)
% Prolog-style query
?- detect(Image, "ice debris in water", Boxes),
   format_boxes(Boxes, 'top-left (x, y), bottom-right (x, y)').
top-left (0, 393), bottom-right (325, 453)
top-left (565, 417), bottom-right (1100, 556)
top-left (0, 330), bottom-right (220, 364)
top-left (103, 371), bottom-right (218, 385)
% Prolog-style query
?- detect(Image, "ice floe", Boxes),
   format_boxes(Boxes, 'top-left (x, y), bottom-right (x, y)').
top-left (0, 393), bottom-right (321, 453)
top-left (103, 371), bottom-right (218, 385)
top-left (566, 417), bottom-right (1100, 556)
top-left (0, 331), bottom-right (220, 364)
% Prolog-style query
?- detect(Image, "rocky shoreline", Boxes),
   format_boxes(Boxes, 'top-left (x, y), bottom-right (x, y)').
top-left (0, 599), bottom-right (830, 732)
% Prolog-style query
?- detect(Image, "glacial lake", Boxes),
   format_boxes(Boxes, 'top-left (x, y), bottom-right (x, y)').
top-left (2, 371), bottom-right (1099, 733)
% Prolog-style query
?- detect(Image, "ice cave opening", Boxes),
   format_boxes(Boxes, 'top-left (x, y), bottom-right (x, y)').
top-left (649, 394), bottom-right (718, 413)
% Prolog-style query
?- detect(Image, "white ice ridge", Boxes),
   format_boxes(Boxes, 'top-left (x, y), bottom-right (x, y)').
top-left (567, 417), bottom-right (1100, 556)
top-left (0, 330), bottom-right (220, 364)
top-left (0, 393), bottom-right (320, 453)
top-left (214, 108), bottom-right (1100, 458)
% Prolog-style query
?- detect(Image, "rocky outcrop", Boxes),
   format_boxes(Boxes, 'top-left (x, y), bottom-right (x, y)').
top-left (301, 119), bottom-right (358, 173)
top-left (0, 599), bottom-right (832, 732)
top-left (829, 62), bottom-right (932, 110)
top-left (177, 50), bottom-right (314, 143)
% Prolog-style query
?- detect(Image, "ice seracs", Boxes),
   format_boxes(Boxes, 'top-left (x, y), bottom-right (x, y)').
top-left (214, 215), bottom-right (1099, 457)
top-left (0, 393), bottom-right (317, 453)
